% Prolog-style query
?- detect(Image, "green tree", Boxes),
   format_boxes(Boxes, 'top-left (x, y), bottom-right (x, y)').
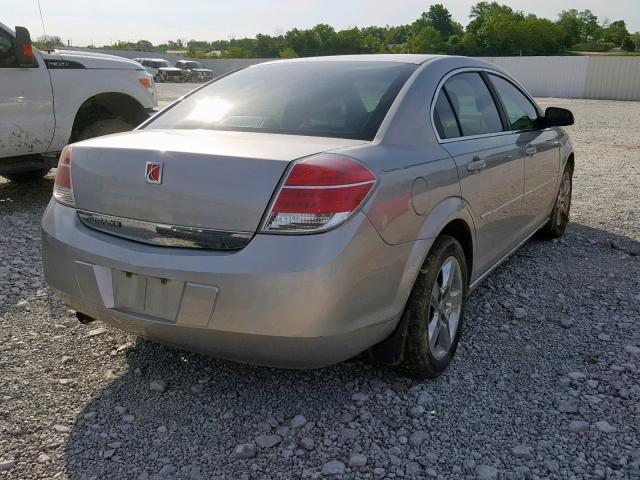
top-left (557, 9), bottom-right (583, 47)
top-left (333, 28), bottom-right (365, 55)
top-left (603, 20), bottom-right (629, 46)
top-left (135, 40), bottom-right (154, 51)
top-left (221, 47), bottom-right (250, 58)
top-left (576, 10), bottom-right (601, 42)
top-left (421, 4), bottom-right (456, 39)
top-left (621, 35), bottom-right (636, 52)
top-left (405, 26), bottom-right (443, 53)
top-left (36, 35), bottom-right (64, 48)
top-left (279, 47), bottom-right (299, 58)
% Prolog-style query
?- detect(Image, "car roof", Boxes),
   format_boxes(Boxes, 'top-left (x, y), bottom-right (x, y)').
top-left (262, 54), bottom-right (444, 66)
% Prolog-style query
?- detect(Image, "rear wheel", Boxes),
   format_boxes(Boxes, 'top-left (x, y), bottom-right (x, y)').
top-left (400, 235), bottom-right (468, 378)
top-left (2, 168), bottom-right (50, 183)
top-left (540, 163), bottom-right (573, 238)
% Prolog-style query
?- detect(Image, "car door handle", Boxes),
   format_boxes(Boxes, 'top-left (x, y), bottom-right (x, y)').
top-left (525, 145), bottom-right (537, 156)
top-left (467, 158), bottom-right (487, 171)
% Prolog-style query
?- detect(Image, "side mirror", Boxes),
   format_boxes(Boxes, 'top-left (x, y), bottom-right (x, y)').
top-left (14, 26), bottom-right (37, 67)
top-left (544, 107), bottom-right (574, 127)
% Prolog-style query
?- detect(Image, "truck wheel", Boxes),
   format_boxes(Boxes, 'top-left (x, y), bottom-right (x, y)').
top-left (3, 168), bottom-right (51, 183)
top-left (75, 118), bottom-right (135, 141)
top-left (400, 235), bottom-right (468, 378)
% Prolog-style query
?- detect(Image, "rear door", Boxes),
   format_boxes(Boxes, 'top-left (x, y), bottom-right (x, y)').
top-left (487, 74), bottom-right (560, 230)
top-left (0, 26), bottom-right (54, 158)
top-left (434, 72), bottom-right (526, 276)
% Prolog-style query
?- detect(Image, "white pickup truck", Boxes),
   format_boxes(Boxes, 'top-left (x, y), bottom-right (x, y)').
top-left (0, 22), bottom-right (157, 182)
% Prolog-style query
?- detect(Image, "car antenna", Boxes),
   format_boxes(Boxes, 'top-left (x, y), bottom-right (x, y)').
top-left (36, 0), bottom-right (50, 48)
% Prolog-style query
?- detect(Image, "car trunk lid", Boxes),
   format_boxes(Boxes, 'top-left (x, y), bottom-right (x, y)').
top-left (70, 129), bottom-right (366, 246)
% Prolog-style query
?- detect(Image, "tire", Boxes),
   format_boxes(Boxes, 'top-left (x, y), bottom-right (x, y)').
top-left (400, 235), bottom-right (468, 378)
top-left (540, 163), bottom-right (573, 238)
top-left (2, 168), bottom-right (50, 183)
top-left (75, 118), bottom-right (135, 142)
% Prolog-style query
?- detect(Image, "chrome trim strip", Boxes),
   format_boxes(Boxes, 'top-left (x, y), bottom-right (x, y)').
top-left (77, 210), bottom-right (253, 250)
top-left (283, 180), bottom-right (376, 190)
top-left (523, 177), bottom-right (557, 197)
top-left (429, 67), bottom-right (545, 144)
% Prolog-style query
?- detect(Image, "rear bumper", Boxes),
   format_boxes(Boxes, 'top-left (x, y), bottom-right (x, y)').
top-left (41, 201), bottom-right (425, 368)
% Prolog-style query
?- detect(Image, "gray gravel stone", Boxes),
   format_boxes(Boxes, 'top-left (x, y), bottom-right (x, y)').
top-left (476, 464), bottom-right (498, 480)
top-left (321, 460), bottom-right (345, 476)
top-left (158, 464), bottom-right (177, 476)
top-left (558, 399), bottom-right (579, 413)
top-left (348, 453), bottom-right (367, 467)
top-left (409, 430), bottom-right (429, 446)
top-left (299, 437), bottom-right (315, 451)
top-left (150, 380), bottom-right (167, 392)
top-left (595, 420), bottom-right (617, 433)
top-left (255, 434), bottom-right (282, 449)
top-left (625, 345), bottom-right (640, 355)
top-left (231, 443), bottom-right (256, 460)
top-left (511, 444), bottom-right (534, 459)
top-left (569, 420), bottom-right (591, 433)
top-left (405, 461), bottom-right (421, 476)
top-left (86, 327), bottom-right (106, 337)
top-left (513, 307), bottom-right (527, 319)
top-left (290, 414), bottom-right (307, 428)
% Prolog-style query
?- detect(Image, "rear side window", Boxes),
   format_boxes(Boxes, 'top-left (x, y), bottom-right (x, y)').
top-left (433, 91), bottom-right (461, 139)
top-left (442, 73), bottom-right (503, 137)
top-left (148, 61), bottom-right (417, 141)
top-left (489, 74), bottom-right (540, 131)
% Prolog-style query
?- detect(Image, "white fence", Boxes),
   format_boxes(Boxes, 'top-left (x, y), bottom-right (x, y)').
top-left (482, 56), bottom-right (640, 101)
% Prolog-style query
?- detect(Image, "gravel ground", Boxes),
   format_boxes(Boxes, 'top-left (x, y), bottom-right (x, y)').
top-left (1, 94), bottom-right (639, 480)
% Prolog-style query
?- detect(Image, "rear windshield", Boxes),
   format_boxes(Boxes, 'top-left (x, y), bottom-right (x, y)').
top-left (148, 61), bottom-right (417, 140)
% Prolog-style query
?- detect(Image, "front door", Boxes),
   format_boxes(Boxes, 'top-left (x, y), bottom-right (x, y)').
top-left (434, 72), bottom-right (526, 276)
top-left (487, 74), bottom-right (561, 230)
top-left (0, 27), bottom-right (55, 158)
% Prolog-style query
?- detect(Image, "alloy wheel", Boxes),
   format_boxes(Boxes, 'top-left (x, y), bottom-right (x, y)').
top-left (556, 169), bottom-right (572, 227)
top-left (427, 256), bottom-right (464, 360)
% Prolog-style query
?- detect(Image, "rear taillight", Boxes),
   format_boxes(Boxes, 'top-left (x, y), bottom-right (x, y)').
top-left (261, 154), bottom-right (376, 233)
top-left (53, 146), bottom-right (75, 207)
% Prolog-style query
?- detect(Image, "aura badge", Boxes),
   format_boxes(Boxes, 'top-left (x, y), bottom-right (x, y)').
top-left (145, 162), bottom-right (163, 184)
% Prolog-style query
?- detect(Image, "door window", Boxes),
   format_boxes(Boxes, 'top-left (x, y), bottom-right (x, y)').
top-left (433, 90), bottom-right (461, 139)
top-left (0, 29), bottom-right (18, 68)
top-left (489, 74), bottom-right (540, 131)
top-left (442, 73), bottom-right (503, 137)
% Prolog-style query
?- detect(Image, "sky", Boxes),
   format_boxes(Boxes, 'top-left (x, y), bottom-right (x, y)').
top-left (3, 0), bottom-right (640, 47)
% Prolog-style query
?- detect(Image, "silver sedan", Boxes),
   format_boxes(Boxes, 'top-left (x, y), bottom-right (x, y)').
top-left (41, 54), bottom-right (575, 377)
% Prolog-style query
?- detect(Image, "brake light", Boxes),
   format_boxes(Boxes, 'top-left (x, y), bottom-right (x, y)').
top-left (261, 154), bottom-right (376, 233)
top-left (53, 146), bottom-right (75, 207)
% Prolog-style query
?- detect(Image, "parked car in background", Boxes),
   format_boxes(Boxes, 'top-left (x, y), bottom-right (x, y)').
top-left (175, 60), bottom-right (214, 82)
top-left (0, 22), bottom-right (156, 182)
top-left (41, 55), bottom-right (575, 378)
top-left (134, 58), bottom-right (183, 82)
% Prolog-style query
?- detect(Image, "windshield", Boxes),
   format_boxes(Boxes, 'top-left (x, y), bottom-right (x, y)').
top-left (184, 61), bottom-right (202, 69)
top-left (148, 61), bottom-right (417, 140)
top-left (152, 60), bottom-right (170, 68)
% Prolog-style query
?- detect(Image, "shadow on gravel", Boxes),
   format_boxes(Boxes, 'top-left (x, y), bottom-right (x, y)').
top-left (56, 221), bottom-right (640, 480)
